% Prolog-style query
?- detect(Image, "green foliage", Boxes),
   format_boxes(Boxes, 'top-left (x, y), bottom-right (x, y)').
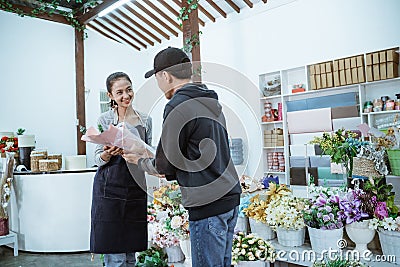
top-left (79, 125), bottom-right (87, 134)
top-left (97, 124), bottom-right (104, 133)
top-left (313, 259), bottom-right (366, 267)
top-left (364, 176), bottom-right (399, 216)
top-left (183, 31), bottom-right (202, 53)
top-left (135, 246), bottom-right (168, 267)
top-left (16, 128), bottom-right (25, 135)
top-left (177, 0), bottom-right (199, 23)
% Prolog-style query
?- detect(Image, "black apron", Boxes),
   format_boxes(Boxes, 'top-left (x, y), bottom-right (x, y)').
top-left (90, 125), bottom-right (148, 253)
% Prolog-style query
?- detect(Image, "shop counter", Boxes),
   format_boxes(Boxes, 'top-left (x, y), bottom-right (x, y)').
top-left (9, 169), bottom-right (97, 252)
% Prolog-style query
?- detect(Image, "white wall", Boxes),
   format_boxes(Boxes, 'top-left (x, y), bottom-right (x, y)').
top-left (1, 0), bottom-right (399, 175)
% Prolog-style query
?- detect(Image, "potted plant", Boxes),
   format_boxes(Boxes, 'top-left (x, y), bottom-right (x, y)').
top-left (135, 246), bottom-right (169, 267)
top-left (231, 232), bottom-right (276, 266)
top-left (265, 195), bottom-right (307, 247)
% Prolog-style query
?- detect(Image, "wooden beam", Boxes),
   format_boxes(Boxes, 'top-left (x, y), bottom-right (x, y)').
top-left (0, 3), bottom-right (69, 24)
top-left (182, 0), bottom-right (201, 82)
top-left (78, 0), bottom-right (119, 25)
top-left (205, 0), bottom-right (227, 18)
top-left (243, 0), bottom-right (254, 8)
top-left (160, 0), bottom-right (205, 27)
top-left (115, 9), bottom-right (162, 43)
top-left (101, 16), bottom-right (147, 48)
top-left (87, 23), bottom-right (122, 44)
top-left (143, 0), bottom-right (182, 31)
top-left (198, 4), bottom-right (215, 22)
top-left (124, 4), bottom-right (170, 40)
top-left (108, 13), bottom-right (154, 46)
top-left (225, 0), bottom-right (240, 13)
top-left (75, 29), bottom-right (86, 155)
top-left (133, 1), bottom-right (179, 37)
top-left (96, 19), bottom-right (141, 50)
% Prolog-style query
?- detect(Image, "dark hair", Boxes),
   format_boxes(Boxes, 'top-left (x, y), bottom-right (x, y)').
top-left (106, 72), bottom-right (132, 93)
top-left (164, 62), bottom-right (193, 79)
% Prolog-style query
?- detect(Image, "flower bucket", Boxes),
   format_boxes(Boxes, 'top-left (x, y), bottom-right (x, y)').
top-left (179, 238), bottom-right (191, 260)
top-left (345, 220), bottom-right (375, 253)
top-left (308, 227), bottom-right (343, 254)
top-left (387, 150), bottom-right (400, 176)
top-left (276, 227), bottom-right (305, 247)
top-left (235, 216), bottom-right (249, 233)
top-left (249, 218), bottom-right (276, 240)
top-left (164, 245), bottom-right (185, 263)
top-left (378, 230), bottom-right (400, 265)
top-left (237, 260), bottom-right (268, 267)
top-left (0, 217), bottom-right (9, 236)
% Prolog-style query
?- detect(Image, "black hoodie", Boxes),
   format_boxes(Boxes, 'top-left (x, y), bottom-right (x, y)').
top-left (140, 83), bottom-right (241, 221)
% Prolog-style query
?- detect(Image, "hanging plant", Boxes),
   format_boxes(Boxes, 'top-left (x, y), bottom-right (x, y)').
top-left (183, 31), bottom-right (202, 53)
top-left (177, 0), bottom-right (199, 23)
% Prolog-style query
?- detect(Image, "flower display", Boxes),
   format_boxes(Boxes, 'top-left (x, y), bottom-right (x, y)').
top-left (369, 216), bottom-right (400, 232)
top-left (0, 136), bottom-right (18, 154)
top-left (0, 153), bottom-right (15, 219)
top-left (231, 232), bottom-right (276, 265)
top-left (265, 195), bottom-right (307, 230)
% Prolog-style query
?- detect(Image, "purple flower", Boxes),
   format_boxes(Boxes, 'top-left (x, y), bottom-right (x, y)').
top-left (316, 195), bottom-right (327, 206)
top-left (325, 206), bottom-right (332, 213)
top-left (329, 195), bottom-right (340, 204)
top-left (374, 202), bottom-right (389, 219)
top-left (317, 212), bottom-right (322, 218)
top-left (323, 215), bottom-right (331, 222)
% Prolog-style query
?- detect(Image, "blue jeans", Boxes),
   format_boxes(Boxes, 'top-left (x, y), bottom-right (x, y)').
top-left (189, 206), bottom-right (239, 267)
top-left (104, 253), bottom-right (135, 267)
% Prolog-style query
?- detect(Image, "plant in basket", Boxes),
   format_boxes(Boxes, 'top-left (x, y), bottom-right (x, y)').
top-left (135, 246), bottom-right (169, 267)
top-left (231, 232), bottom-right (276, 265)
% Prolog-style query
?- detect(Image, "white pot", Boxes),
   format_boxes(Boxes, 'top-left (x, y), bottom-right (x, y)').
top-left (345, 220), bottom-right (375, 253)
top-left (248, 218), bottom-right (276, 240)
top-left (179, 238), bottom-right (191, 260)
top-left (164, 244), bottom-right (185, 263)
top-left (276, 227), bottom-right (305, 247)
top-left (308, 226), bottom-right (343, 254)
top-left (378, 230), bottom-right (400, 265)
top-left (235, 216), bottom-right (249, 233)
top-left (237, 260), bottom-right (268, 267)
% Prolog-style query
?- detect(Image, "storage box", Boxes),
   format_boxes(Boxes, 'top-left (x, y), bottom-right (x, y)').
top-left (327, 72), bottom-right (333, 87)
top-left (333, 71), bottom-right (340, 87)
top-left (320, 63), bottom-right (326, 74)
top-left (339, 70), bottom-right (346, 86)
top-left (345, 58), bottom-right (351, 69)
top-left (339, 59), bottom-right (345, 70)
top-left (366, 54), bottom-right (372, 65)
top-left (351, 68), bottom-right (358, 83)
top-left (333, 60), bottom-right (339, 71)
top-left (290, 156), bottom-right (310, 167)
top-left (387, 48), bottom-right (399, 63)
top-left (387, 62), bottom-right (399, 78)
top-left (373, 64), bottom-right (381, 80)
top-left (380, 51), bottom-right (387, 63)
top-left (326, 62), bottom-right (332, 72)
top-left (315, 64), bottom-right (321, 74)
top-left (310, 156), bottom-right (331, 167)
top-left (366, 65), bottom-right (373, 82)
top-left (315, 74), bottom-right (322, 89)
top-left (321, 73), bottom-right (327, 88)
top-left (358, 66), bottom-right (365, 83)
top-left (331, 105), bottom-right (359, 119)
top-left (373, 53), bottom-right (380, 64)
top-left (310, 75), bottom-right (316, 90)
top-left (357, 55), bottom-right (364, 67)
top-left (309, 65), bottom-right (315, 75)
top-left (380, 63), bottom-right (387, 80)
top-left (345, 69), bottom-right (352, 85)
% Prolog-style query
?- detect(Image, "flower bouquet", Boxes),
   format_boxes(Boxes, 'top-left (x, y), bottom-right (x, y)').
top-left (231, 232), bottom-right (276, 266)
top-left (0, 136), bottom-right (18, 155)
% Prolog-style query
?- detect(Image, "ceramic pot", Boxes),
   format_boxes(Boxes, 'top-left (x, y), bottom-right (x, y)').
top-left (378, 230), bottom-right (400, 265)
top-left (345, 220), bottom-right (375, 253)
top-left (164, 244), bottom-right (185, 263)
top-left (308, 226), bottom-right (343, 254)
top-left (276, 227), bottom-right (305, 247)
top-left (248, 218), bottom-right (276, 240)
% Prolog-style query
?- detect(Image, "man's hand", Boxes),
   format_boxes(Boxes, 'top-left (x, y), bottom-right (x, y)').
top-left (100, 145), bottom-right (123, 161)
top-left (122, 152), bottom-right (147, 165)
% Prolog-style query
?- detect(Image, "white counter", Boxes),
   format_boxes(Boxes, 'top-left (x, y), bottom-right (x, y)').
top-left (9, 169), bottom-right (96, 252)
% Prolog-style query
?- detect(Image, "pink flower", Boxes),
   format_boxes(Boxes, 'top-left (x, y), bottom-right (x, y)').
top-left (374, 202), bottom-right (389, 219)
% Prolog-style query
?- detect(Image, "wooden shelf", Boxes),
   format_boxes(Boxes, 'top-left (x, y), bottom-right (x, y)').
top-left (362, 110), bottom-right (400, 115)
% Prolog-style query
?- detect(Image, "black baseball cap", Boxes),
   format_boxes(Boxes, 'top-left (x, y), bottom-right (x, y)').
top-left (144, 47), bottom-right (191, 78)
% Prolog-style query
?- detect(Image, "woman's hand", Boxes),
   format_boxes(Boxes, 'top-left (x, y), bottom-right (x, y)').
top-left (122, 152), bottom-right (145, 165)
top-left (100, 145), bottom-right (123, 161)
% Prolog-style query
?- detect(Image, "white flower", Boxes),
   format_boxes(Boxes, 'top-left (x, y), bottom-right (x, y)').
top-left (383, 217), bottom-right (397, 231)
top-left (170, 215), bottom-right (183, 229)
top-left (241, 249), bottom-right (246, 255)
top-left (258, 239), bottom-right (265, 246)
top-left (248, 239), bottom-right (255, 245)
top-left (248, 254), bottom-right (255, 261)
top-left (242, 244), bottom-right (248, 248)
top-left (369, 218), bottom-right (380, 230)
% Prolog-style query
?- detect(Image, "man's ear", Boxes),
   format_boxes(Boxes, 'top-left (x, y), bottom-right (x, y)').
top-left (163, 71), bottom-right (174, 84)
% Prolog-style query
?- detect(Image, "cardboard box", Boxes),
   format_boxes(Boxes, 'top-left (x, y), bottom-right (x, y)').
top-left (373, 53), bottom-right (380, 64)
top-left (366, 65), bottom-right (373, 82)
top-left (380, 51), bottom-right (386, 63)
top-left (352, 68), bottom-right (358, 83)
top-left (309, 75), bottom-right (316, 90)
top-left (380, 63), bottom-right (387, 80)
top-left (327, 72), bottom-right (333, 87)
top-left (315, 74), bottom-right (321, 89)
top-left (309, 65), bottom-right (315, 75)
top-left (339, 70), bottom-right (346, 86)
top-left (320, 63), bottom-right (326, 74)
top-left (333, 71), bottom-right (340, 87)
top-left (345, 58), bottom-right (351, 69)
top-left (387, 62), bottom-right (399, 78)
top-left (345, 69), bottom-right (352, 84)
top-left (358, 67), bottom-right (365, 83)
top-left (315, 64), bottom-right (321, 74)
top-left (333, 60), bottom-right (339, 71)
top-left (331, 105), bottom-right (359, 119)
top-left (366, 54), bottom-right (373, 65)
top-left (350, 57), bottom-right (357, 68)
top-left (373, 64), bottom-right (380, 80)
top-left (387, 48), bottom-right (399, 63)
top-left (357, 55), bottom-right (364, 67)
top-left (339, 59), bottom-right (345, 70)
top-left (326, 62), bottom-right (332, 72)
top-left (321, 73), bottom-right (327, 88)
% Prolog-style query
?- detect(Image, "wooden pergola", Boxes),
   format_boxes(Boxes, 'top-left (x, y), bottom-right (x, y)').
top-left (1, 0), bottom-right (268, 154)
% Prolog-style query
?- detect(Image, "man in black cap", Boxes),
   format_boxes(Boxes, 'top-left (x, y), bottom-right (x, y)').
top-left (123, 47), bottom-right (241, 267)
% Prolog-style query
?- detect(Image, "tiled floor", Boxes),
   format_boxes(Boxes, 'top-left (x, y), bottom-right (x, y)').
top-left (0, 246), bottom-right (192, 267)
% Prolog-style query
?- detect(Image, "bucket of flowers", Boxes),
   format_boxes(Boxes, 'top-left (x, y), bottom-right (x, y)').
top-left (231, 232), bottom-right (276, 267)
top-left (0, 152), bottom-right (15, 236)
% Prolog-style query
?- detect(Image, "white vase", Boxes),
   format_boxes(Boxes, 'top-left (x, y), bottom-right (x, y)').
top-left (345, 220), bottom-right (375, 253)
top-left (164, 244), bottom-right (185, 263)
top-left (179, 238), bottom-right (191, 260)
top-left (235, 216), bottom-right (249, 233)
top-left (378, 230), bottom-right (400, 265)
top-left (276, 227), bottom-right (305, 247)
top-left (237, 260), bottom-right (267, 267)
top-left (248, 218), bottom-right (276, 240)
top-left (308, 226), bottom-right (344, 254)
